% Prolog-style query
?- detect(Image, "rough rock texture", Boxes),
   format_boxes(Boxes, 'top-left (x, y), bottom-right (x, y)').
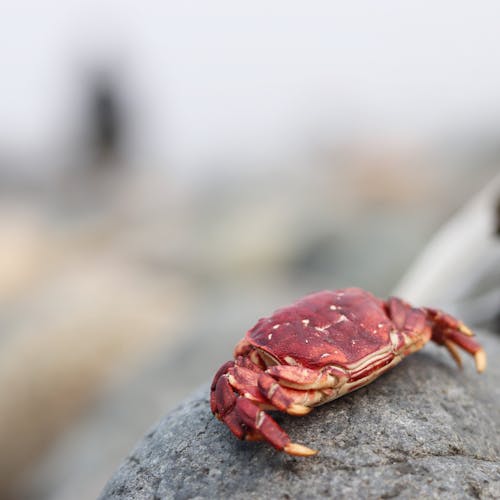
top-left (100, 331), bottom-right (500, 500)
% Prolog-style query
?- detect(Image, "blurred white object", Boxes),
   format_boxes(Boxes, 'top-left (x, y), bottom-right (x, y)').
top-left (394, 171), bottom-right (500, 324)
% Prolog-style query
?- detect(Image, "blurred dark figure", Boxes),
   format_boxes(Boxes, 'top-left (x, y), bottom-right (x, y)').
top-left (57, 69), bottom-right (132, 211)
top-left (89, 74), bottom-right (123, 166)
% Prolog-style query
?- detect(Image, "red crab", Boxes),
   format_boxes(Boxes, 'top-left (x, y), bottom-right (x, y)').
top-left (210, 288), bottom-right (486, 456)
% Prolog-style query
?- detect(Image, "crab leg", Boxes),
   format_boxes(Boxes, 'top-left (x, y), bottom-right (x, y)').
top-left (386, 297), bottom-right (430, 343)
top-left (386, 298), bottom-right (486, 372)
top-left (260, 371), bottom-right (339, 411)
top-left (227, 365), bottom-right (273, 408)
top-left (211, 375), bottom-right (247, 439)
top-left (265, 365), bottom-right (339, 390)
top-left (212, 362), bottom-right (317, 456)
top-left (235, 398), bottom-right (317, 456)
top-left (257, 373), bottom-right (312, 415)
top-left (229, 361), bottom-right (321, 415)
top-left (210, 361), bottom-right (235, 415)
top-left (424, 308), bottom-right (487, 373)
top-left (230, 356), bottom-right (341, 414)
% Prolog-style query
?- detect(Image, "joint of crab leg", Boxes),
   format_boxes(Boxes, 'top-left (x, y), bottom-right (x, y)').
top-left (386, 297), bottom-right (412, 330)
top-left (227, 365), bottom-right (269, 404)
top-left (211, 361), bottom-right (235, 392)
top-left (434, 309), bottom-right (474, 337)
top-left (221, 411), bottom-right (246, 440)
top-left (235, 398), bottom-right (290, 450)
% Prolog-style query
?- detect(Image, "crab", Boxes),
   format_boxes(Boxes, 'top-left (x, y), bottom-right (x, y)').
top-left (210, 287), bottom-right (486, 456)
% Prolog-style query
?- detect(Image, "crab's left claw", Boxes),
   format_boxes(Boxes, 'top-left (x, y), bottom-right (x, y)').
top-left (425, 308), bottom-right (487, 373)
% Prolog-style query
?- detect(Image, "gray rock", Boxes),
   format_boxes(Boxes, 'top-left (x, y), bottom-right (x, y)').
top-left (100, 331), bottom-right (500, 500)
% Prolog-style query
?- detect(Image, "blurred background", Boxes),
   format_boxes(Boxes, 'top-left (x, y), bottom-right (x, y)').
top-left (1, 2), bottom-right (500, 499)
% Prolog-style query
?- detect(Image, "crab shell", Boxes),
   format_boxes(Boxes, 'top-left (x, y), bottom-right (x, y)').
top-left (211, 288), bottom-right (486, 457)
top-left (244, 289), bottom-right (403, 371)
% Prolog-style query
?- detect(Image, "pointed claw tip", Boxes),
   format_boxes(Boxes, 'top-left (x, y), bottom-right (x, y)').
top-left (474, 349), bottom-right (487, 373)
top-left (444, 340), bottom-right (462, 369)
top-left (459, 323), bottom-right (474, 337)
top-left (288, 404), bottom-right (312, 416)
top-left (284, 443), bottom-right (318, 457)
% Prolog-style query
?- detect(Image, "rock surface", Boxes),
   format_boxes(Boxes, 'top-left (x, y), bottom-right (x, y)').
top-left (100, 331), bottom-right (500, 500)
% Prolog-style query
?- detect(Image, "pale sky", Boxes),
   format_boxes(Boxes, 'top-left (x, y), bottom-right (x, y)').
top-left (2, 1), bottom-right (500, 174)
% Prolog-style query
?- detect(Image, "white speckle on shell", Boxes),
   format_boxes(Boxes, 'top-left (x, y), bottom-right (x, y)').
top-left (378, 323), bottom-right (384, 328)
top-left (268, 333), bottom-right (273, 340)
top-left (305, 339), bottom-right (309, 344)
top-left (315, 324), bottom-right (331, 333)
top-left (335, 314), bottom-right (348, 323)
top-left (272, 324), bottom-right (280, 330)
top-left (302, 319), bottom-right (310, 326)
top-left (320, 353), bottom-right (330, 359)
top-left (329, 305), bottom-right (338, 310)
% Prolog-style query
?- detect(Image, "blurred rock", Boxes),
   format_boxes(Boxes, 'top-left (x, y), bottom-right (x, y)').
top-left (15, 285), bottom-right (303, 500)
top-left (100, 330), bottom-right (499, 500)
